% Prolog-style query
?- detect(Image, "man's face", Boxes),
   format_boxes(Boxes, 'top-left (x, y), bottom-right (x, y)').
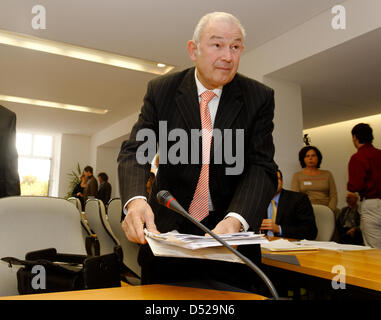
top-left (83, 170), bottom-right (91, 178)
top-left (187, 19), bottom-right (244, 89)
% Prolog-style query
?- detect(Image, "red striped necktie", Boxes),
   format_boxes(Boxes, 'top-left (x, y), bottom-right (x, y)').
top-left (188, 90), bottom-right (215, 221)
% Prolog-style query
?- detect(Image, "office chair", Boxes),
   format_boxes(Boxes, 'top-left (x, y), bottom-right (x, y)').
top-left (67, 197), bottom-right (92, 237)
top-left (313, 204), bottom-right (336, 241)
top-left (85, 199), bottom-right (120, 255)
top-left (67, 196), bottom-right (82, 212)
top-left (0, 196), bottom-right (87, 297)
top-left (107, 198), bottom-right (141, 282)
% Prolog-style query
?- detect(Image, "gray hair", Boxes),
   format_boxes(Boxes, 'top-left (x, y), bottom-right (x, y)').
top-left (192, 12), bottom-right (246, 45)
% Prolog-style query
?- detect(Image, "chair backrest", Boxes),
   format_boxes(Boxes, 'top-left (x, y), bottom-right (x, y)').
top-left (85, 199), bottom-right (119, 255)
top-left (107, 198), bottom-right (141, 278)
top-left (0, 196), bottom-right (87, 297)
top-left (313, 204), bottom-right (335, 241)
top-left (67, 197), bottom-right (92, 237)
top-left (67, 197), bottom-right (82, 212)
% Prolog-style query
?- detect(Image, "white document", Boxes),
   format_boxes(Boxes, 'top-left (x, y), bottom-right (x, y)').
top-left (260, 239), bottom-right (318, 252)
top-left (298, 240), bottom-right (373, 251)
top-left (144, 229), bottom-right (268, 263)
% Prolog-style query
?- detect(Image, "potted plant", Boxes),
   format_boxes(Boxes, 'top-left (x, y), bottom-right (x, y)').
top-left (65, 163), bottom-right (82, 199)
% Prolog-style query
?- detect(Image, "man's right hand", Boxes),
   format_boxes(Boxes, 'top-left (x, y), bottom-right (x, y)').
top-left (122, 198), bottom-right (159, 244)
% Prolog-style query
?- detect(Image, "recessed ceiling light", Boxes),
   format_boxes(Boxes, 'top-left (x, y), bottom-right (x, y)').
top-left (0, 94), bottom-right (108, 114)
top-left (0, 29), bottom-right (175, 75)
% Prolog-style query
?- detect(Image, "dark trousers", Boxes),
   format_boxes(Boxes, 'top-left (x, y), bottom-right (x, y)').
top-left (138, 213), bottom-right (266, 294)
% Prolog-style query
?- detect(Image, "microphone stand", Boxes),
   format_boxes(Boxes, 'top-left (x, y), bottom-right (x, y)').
top-left (157, 191), bottom-right (280, 300)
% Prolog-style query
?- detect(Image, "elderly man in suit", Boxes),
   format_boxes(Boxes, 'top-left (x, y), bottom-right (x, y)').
top-left (118, 12), bottom-right (277, 290)
top-left (261, 170), bottom-right (317, 240)
top-left (0, 105), bottom-right (20, 198)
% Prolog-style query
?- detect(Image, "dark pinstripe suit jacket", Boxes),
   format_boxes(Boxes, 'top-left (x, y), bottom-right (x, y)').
top-left (118, 67), bottom-right (277, 232)
top-left (0, 105), bottom-right (20, 198)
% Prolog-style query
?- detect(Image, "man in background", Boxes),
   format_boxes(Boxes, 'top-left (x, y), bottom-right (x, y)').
top-left (0, 105), bottom-right (20, 198)
top-left (348, 123), bottom-right (381, 248)
top-left (83, 166), bottom-right (98, 203)
top-left (336, 193), bottom-right (363, 245)
top-left (261, 170), bottom-right (317, 240)
top-left (97, 172), bottom-right (112, 205)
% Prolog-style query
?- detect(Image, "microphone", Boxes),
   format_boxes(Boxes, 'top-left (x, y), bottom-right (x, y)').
top-left (157, 190), bottom-right (280, 300)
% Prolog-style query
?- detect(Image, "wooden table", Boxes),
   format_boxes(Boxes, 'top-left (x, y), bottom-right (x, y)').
top-left (262, 245), bottom-right (381, 292)
top-left (0, 284), bottom-right (266, 300)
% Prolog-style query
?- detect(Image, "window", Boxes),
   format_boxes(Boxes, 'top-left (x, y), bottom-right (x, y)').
top-left (16, 133), bottom-right (53, 196)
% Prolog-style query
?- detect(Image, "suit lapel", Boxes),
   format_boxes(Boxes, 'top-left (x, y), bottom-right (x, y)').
top-left (213, 75), bottom-right (243, 131)
top-left (212, 75), bottom-right (243, 155)
top-left (174, 67), bottom-right (201, 131)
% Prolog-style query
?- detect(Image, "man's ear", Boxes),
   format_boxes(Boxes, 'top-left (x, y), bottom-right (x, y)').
top-left (187, 40), bottom-right (198, 62)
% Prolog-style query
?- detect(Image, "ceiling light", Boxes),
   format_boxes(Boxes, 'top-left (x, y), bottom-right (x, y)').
top-left (0, 94), bottom-right (108, 114)
top-left (0, 29), bottom-right (175, 75)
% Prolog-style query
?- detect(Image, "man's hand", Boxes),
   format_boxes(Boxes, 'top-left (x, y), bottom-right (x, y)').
top-left (260, 219), bottom-right (280, 234)
top-left (122, 198), bottom-right (159, 244)
top-left (211, 216), bottom-right (242, 235)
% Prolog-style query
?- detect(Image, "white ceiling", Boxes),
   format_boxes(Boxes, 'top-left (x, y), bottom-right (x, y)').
top-left (268, 26), bottom-right (381, 129)
top-left (0, 0), bottom-right (353, 137)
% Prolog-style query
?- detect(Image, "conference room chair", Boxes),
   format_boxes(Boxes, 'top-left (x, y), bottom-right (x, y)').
top-left (67, 196), bottom-right (82, 212)
top-left (107, 198), bottom-right (141, 283)
top-left (84, 199), bottom-right (120, 255)
top-left (0, 196), bottom-right (87, 297)
top-left (67, 197), bottom-right (92, 238)
top-left (312, 204), bottom-right (336, 241)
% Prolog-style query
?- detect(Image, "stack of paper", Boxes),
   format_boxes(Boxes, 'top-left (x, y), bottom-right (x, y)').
top-left (144, 229), bottom-right (268, 250)
top-left (144, 229), bottom-right (268, 263)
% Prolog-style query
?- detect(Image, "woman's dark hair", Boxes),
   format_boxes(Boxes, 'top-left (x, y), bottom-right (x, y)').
top-left (97, 172), bottom-right (108, 182)
top-left (351, 123), bottom-right (374, 144)
top-left (298, 146), bottom-right (322, 168)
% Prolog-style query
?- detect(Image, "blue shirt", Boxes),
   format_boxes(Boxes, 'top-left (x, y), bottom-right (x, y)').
top-left (267, 193), bottom-right (282, 236)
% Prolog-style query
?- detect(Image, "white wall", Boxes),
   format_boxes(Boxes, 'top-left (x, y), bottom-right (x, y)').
top-left (58, 134), bottom-right (91, 198)
top-left (263, 77), bottom-right (304, 188)
top-left (304, 114), bottom-right (381, 209)
top-left (96, 146), bottom-right (121, 198)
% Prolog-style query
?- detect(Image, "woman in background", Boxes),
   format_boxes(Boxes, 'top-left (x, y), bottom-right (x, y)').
top-left (291, 146), bottom-right (338, 213)
top-left (72, 174), bottom-right (88, 209)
